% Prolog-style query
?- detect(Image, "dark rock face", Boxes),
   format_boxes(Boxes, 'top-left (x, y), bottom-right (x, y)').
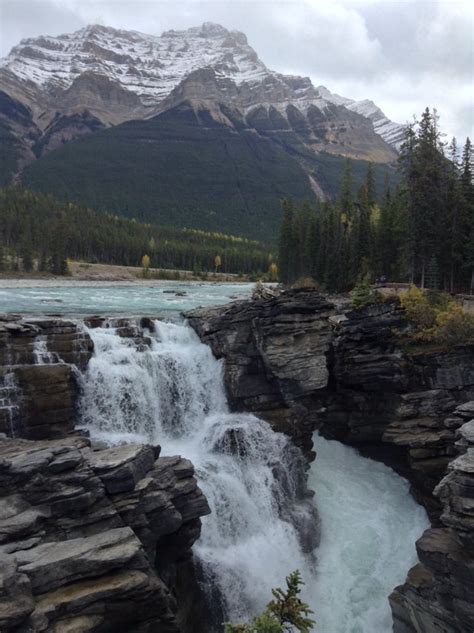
top-left (390, 404), bottom-right (474, 633)
top-left (318, 302), bottom-right (474, 519)
top-left (186, 289), bottom-right (474, 632)
top-left (186, 288), bottom-right (335, 459)
top-left (0, 316), bottom-right (93, 439)
top-left (0, 435), bottom-right (210, 632)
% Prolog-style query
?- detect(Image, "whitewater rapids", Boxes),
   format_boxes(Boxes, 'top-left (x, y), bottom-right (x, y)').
top-left (78, 319), bottom-right (429, 631)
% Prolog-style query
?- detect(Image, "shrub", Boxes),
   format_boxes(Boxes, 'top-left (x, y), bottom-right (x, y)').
top-left (224, 570), bottom-right (315, 633)
top-left (399, 285), bottom-right (437, 330)
top-left (350, 278), bottom-right (382, 310)
top-left (399, 286), bottom-right (474, 346)
top-left (435, 305), bottom-right (474, 345)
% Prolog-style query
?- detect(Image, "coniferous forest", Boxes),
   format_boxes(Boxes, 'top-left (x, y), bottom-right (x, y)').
top-left (278, 109), bottom-right (474, 294)
top-left (0, 188), bottom-right (271, 276)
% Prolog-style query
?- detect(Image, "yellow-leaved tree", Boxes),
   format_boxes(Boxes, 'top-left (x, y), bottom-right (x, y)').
top-left (141, 254), bottom-right (150, 278)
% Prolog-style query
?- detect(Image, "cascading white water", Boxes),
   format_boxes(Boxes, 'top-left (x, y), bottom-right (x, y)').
top-left (33, 335), bottom-right (59, 364)
top-left (78, 319), bottom-right (429, 632)
top-left (78, 320), bottom-right (317, 623)
top-left (309, 434), bottom-right (430, 633)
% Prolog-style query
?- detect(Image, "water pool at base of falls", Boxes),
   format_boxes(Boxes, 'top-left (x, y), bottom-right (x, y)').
top-left (78, 319), bottom-right (429, 632)
top-left (310, 435), bottom-right (430, 633)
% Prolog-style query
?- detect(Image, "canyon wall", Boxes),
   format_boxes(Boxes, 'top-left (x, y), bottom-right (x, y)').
top-left (186, 288), bottom-right (474, 633)
top-left (2, 293), bottom-right (473, 633)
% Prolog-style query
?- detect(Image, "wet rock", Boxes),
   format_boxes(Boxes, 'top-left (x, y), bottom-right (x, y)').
top-left (391, 411), bottom-right (474, 632)
top-left (0, 315), bottom-right (94, 440)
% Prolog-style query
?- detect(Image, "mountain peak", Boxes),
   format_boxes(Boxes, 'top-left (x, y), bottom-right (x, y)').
top-left (0, 23), bottom-right (405, 148)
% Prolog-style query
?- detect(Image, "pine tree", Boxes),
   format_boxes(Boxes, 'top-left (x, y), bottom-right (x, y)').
top-left (278, 200), bottom-right (297, 285)
top-left (365, 162), bottom-right (376, 208)
top-left (340, 159), bottom-right (354, 218)
top-left (460, 138), bottom-right (474, 293)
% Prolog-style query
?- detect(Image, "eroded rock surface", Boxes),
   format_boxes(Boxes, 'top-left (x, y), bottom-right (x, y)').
top-left (0, 435), bottom-right (210, 632)
top-left (390, 405), bottom-right (474, 633)
top-left (186, 289), bottom-right (474, 632)
top-left (186, 288), bottom-right (335, 459)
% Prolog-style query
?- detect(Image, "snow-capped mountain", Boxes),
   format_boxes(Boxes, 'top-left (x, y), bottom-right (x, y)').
top-left (0, 23), bottom-right (402, 233)
top-left (0, 22), bottom-right (404, 146)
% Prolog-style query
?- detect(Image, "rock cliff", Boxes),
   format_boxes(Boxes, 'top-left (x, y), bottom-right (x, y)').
top-left (186, 288), bottom-right (335, 459)
top-left (390, 403), bottom-right (474, 633)
top-left (0, 315), bottom-right (93, 439)
top-left (186, 289), bottom-right (474, 632)
top-left (0, 435), bottom-right (210, 632)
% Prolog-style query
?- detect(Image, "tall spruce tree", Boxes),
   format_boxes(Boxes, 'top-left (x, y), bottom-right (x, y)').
top-left (278, 199), bottom-right (296, 284)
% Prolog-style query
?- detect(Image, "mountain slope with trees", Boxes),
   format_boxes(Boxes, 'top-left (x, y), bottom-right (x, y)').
top-left (0, 187), bottom-right (271, 275)
top-left (20, 101), bottom-right (395, 241)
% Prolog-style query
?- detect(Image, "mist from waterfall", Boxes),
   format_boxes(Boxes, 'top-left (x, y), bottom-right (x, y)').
top-left (78, 319), bottom-right (429, 632)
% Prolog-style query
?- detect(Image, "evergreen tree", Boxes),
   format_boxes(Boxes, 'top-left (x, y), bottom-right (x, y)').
top-left (339, 159), bottom-right (354, 218)
top-left (365, 162), bottom-right (376, 208)
top-left (278, 200), bottom-right (297, 284)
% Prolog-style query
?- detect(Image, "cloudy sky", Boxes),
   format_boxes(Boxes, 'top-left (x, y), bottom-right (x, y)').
top-left (1, 0), bottom-right (472, 140)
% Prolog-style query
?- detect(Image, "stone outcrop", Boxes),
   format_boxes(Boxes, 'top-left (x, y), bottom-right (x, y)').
top-left (0, 315), bottom-right (93, 439)
top-left (0, 435), bottom-right (210, 632)
top-left (186, 288), bottom-right (335, 459)
top-left (390, 403), bottom-right (474, 633)
top-left (187, 294), bottom-right (474, 513)
top-left (320, 301), bottom-right (474, 517)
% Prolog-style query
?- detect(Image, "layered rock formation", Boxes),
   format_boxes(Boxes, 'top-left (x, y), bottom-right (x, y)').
top-left (0, 435), bottom-right (210, 632)
top-left (186, 288), bottom-right (474, 632)
top-left (390, 403), bottom-right (474, 633)
top-left (186, 288), bottom-right (335, 459)
top-left (0, 315), bottom-right (93, 439)
top-left (2, 295), bottom-right (473, 632)
top-left (187, 294), bottom-right (474, 513)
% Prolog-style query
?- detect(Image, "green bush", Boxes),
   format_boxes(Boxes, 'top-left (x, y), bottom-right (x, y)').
top-left (350, 278), bottom-right (382, 310)
top-left (224, 570), bottom-right (315, 633)
top-left (435, 305), bottom-right (474, 345)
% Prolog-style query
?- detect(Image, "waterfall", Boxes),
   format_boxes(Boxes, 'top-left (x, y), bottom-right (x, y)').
top-left (78, 318), bottom-right (429, 631)
top-left (78, 320), bottom-right (318, 624)
top-left (33, 335), bottom-right (59, 364)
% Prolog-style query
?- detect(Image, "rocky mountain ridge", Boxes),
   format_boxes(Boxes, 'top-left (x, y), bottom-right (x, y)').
top-left (1, 22), bottom-right (404, 145)
top-left (1, 22), bottom-right (402, 190)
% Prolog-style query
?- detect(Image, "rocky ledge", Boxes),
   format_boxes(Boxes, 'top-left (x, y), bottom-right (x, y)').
top-left (0, 435), bottom-right (210, 632)
top-left (0, 316), bottom-right (93, 439)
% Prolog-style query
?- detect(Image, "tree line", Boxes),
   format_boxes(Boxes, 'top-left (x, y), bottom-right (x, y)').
top-left (278, 108), bottom-right (474, 294)
top-left (0, 188), bottom-right (271, 275)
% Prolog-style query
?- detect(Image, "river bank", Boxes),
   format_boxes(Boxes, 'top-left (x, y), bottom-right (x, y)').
top-left (0, 261), bottom-right (250, 285)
